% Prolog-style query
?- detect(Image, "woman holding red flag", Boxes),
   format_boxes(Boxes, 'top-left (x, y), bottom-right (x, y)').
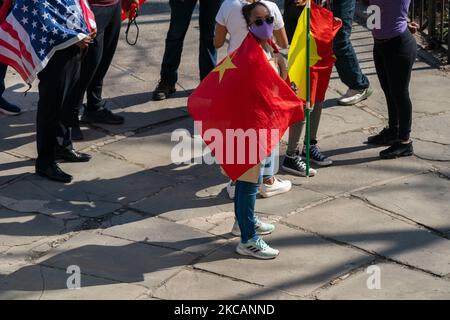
top-left (232, 1), bottom-right (291, 260)
top-left (214, 0), bottom-right (293, 204)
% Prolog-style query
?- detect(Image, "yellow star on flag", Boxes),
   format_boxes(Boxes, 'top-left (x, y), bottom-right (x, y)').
top-left (213, 55), bottom-right (237, 82)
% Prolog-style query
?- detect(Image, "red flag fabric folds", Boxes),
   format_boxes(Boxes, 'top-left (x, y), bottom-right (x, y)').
top-left (188, 34), bottom-right (304, 181)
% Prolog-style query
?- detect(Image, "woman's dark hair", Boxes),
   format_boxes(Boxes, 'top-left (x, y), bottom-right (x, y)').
top-left (242, 1), bottom-right (270, 25)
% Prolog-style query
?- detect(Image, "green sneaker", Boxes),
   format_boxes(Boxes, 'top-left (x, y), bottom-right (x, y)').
top-left (236, 238), bottom-right (279, 260)
top-left (231, 216), bottom-right (275, 237)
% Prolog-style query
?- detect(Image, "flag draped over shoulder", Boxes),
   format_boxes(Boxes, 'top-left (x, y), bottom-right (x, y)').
top-left (188, 33), bottom-right (304, 182)
top-left (288, 1), bottom-right (342, 104)
top-left (0, 0), bottom-right (96, 84)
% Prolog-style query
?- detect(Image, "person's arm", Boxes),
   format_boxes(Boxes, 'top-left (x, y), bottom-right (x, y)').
top-left (214, 23), bottom-right (228, 49)
top-left (273, 28), bottom-right (289, 49)
top-left (276, 53), bottom-right (288, 80)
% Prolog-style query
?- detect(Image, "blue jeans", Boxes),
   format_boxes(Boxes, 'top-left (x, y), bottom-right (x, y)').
top-left (0, 63), bottom-right (6, 98)
top-left (160, 0), bottom-right (222, 85)
top-left (234, 155), bottom-right (275, 243)
top-left (332, 0), bottom-right (370, 90)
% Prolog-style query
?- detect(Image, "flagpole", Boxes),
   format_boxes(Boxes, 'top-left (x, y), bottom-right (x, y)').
top-left (305, 0), bottom-right (311, 177)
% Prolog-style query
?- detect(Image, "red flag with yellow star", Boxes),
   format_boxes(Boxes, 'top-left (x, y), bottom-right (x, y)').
top-left (188, 34), bottom-right (304, 181)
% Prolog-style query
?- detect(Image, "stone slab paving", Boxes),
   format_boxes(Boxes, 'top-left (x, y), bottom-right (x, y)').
top-left (0, 0), bottom-right (449, 299)
top-left (316, 263), bottom-right (450, 300)
top-left (194, 224), bottom-right (373, 298)
top-left (283, 198), bottom-right (450, 276)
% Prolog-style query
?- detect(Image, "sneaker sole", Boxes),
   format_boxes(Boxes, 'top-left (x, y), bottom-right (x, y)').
top-left (281, 165), bottom-right (316, 177)
top-left (338, 89), bottom-right (373, 106)
top-left (380, 152), bottom-right (413, 160)
top-left (80, 117), bottom-right (124, 125)
top-left (0, 109), bottom-right (21, 116)
top-left (260, 185), bottom-right (292, 198)
top-left (235, 246), bottom-right (278, 260)
top-left (152, 90), bottom-right (176, 101)
top-left (231, 228), bottom-right (274, 237)
top-left (310, 159), bottom-right (333, 167)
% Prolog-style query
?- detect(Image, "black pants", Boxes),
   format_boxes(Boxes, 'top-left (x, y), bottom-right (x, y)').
top-left (283, 0), bottom-right (304, 44)
top-left (160, 0), bottom-right (222, 85)
top-left (0, 62), bottom-right (6, 97)
top-left (69, 2), bottom-right (121, 116)
top-left (36, 46), bottom-right (82, 168)
top-left (373, 30), bottom-right (417, 141)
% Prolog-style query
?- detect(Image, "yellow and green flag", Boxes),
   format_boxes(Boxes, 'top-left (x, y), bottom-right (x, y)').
top-left (288, 1), bottom-right (342, 104)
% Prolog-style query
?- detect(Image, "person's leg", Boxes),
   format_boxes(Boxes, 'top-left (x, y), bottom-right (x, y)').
top-left (385, 33), bottom-right (416, 142)
top-left (332, 0), bottom-right (369, 90)
top-left (0, 63), bottom-right (21, 115)
top-left (36, 46), bottom-right (81, 182)
top-left (367, 42), bottom-right (400, 145)
top-left (160, 0), bottom-right (197, 85)
top-left (234, 180), bottom-right (259, 244)
top-left (86, 2), bottom-right (121, 111)
top-left (260, 151), bottom-right (292, 198)
top-left (301, 102), bottom-right (332, 166)
top-left (332, 0), bottom-right (371, 105)
top-left (286, 120), bottom-right (304, 156)
top-left (198, 0), bottom-right (221, 80)
top-left (0, 63), bottom-right (6, 97)
top-left (234, 177), bottom-right (279, 259)
top-left (67, 5), bottom-right (109, 123)
top-left (379, 31), bottom-right (417, 159)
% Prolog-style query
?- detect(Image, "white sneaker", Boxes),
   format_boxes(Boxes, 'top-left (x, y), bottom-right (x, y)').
top-left (236, 238), bottom-right (279, 259)
top-left (226, 181), bottom-right (236, 200)
top-left (260, 177), bottom-right (292, 198)
top-left (338, 87), bottom-right (372, 106)
top-left (231, 216), bottom-right (275, 237)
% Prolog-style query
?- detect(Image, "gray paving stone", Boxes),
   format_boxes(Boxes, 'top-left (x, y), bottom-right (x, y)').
top-left (355, 172), bottom-right (450, 235)
top-left (35, 232), bottom-right (198, 289)
top-left (283, 131), bottom-right (432, 196)
top-left (101, 216), bottom-right (226, 255)
top-left (283, 198), bottom-right (450, 276)
top-left (316, 263), bottom-right (450, 300)
top-left (195, 224), bottom-right (372, 297)
top-left (153, 269), bottom-right (298, 300)
top-left (0, 152), bottom-right (33, 186)
top-left (0, 265), bottom-right (148, 300)
top-left (0, 210), bottom-right (65, 247)
top-left (414, 139), bottom-right (450, 161)
top-left (256, 184), bottom-right (328, 216)
top-left (130, 178), bottom-right (233, 222)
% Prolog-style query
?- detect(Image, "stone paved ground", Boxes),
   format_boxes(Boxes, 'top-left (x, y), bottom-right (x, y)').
top-left (0, 1), bottom-right (449, 300)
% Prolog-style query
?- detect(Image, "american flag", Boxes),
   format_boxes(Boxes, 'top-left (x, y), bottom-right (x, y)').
top-left (0, 0), bottom-right (96, 84)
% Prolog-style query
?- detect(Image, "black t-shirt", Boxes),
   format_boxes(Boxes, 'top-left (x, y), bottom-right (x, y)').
top-left (284, 1), bottom-right (305, 44)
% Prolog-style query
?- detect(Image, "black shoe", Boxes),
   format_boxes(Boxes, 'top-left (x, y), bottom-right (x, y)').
top-left (36, 163), bottom-right (73, 183)
top-left (152, 80), bottom-right (176, 101)
top-left (367, 127), bottom-right (399, 146)
top-left (81, 107), bottom-right (124, 125)
top-left (0, 97), bottom-right (21, 116)
top-left (71, 126), bottom-right (84, 141)
top-left (380, 141), bottom-right (414, 159)
top-left (55, 147), bottom-right (91, 162)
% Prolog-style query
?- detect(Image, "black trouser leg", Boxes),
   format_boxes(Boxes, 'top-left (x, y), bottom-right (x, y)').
top-left (373, 44), bottom-right (399, 132)
top-left (0, 63), bottom-right (7, 98)
top-left (86, 2), bottom-right (122, 110)
top-left (36, 46), bottom-right (81, 168)
top-left (373, 31), bottom-right (417, 141)
top-left (198, 0), bottom-right (221, 80)
top-left (68, 2), bottom-right (121, 115)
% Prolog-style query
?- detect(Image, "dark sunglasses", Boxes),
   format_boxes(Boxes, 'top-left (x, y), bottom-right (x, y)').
top-left (253, 16), bottom-right (274, 26)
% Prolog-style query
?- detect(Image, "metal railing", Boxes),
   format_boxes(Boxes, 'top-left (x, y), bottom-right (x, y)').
top-left (410, 0), bottom-right (449, 63)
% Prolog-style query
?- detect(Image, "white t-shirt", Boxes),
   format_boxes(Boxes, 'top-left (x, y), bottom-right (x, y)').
top-left (216, 0), bottom-right (285, 54)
